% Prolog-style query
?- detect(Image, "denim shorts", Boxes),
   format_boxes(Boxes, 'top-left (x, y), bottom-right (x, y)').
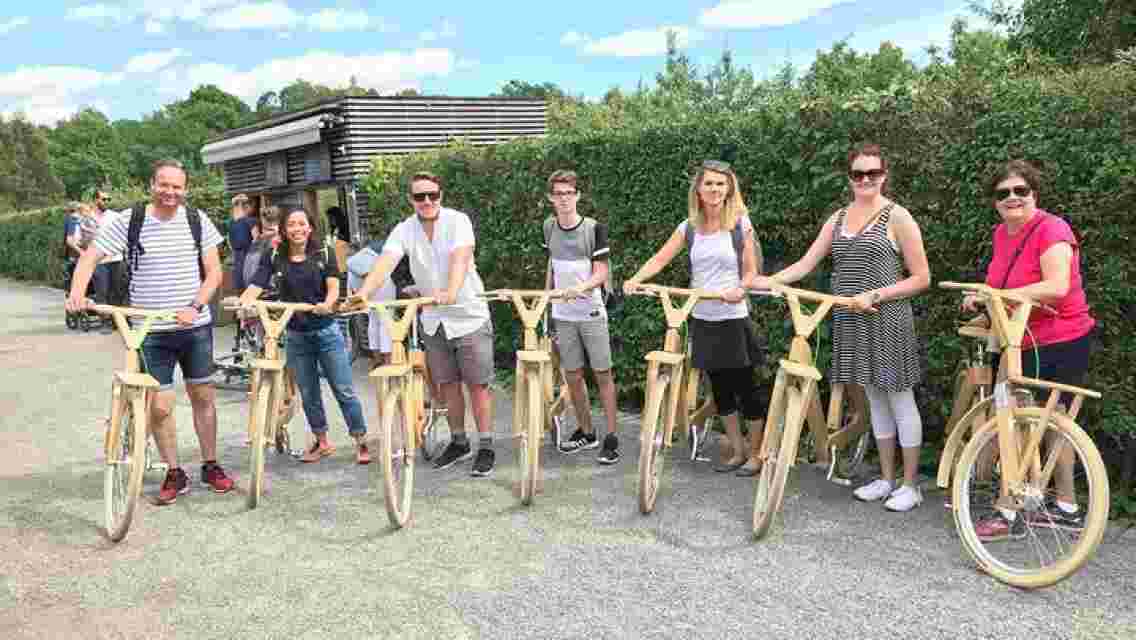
top-left (141, 324), bottom-right (215, 391)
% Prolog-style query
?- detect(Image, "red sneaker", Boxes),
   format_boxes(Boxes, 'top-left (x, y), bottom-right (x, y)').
top-left (201, 462), bottom-right (235, 494)
top-left (156, 468), bottom-right (189, 505)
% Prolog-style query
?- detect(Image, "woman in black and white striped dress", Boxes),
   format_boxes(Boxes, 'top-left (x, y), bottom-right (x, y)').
top-left (754, 143), bottom-right (930, 512)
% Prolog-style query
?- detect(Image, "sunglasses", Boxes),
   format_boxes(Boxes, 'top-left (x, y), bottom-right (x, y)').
top-left (849, 169), bottom-right (887, 182)
top-left (702, 160), bottom-right (732, 172)
top-left (411, 191), bottom-right (441, 202)
top-left (995, 185), bottom-right (1032, 200)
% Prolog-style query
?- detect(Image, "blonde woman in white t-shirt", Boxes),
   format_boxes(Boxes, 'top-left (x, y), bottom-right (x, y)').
top-left (624, 160), bottom-right (767, 475)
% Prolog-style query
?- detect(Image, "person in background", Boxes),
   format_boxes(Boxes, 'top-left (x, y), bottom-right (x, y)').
top-left (229, 194), bottom-right (256, 292)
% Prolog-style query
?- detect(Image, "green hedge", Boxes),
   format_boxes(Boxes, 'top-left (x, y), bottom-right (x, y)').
top-left (360, 64), bottom-right (1136, 449)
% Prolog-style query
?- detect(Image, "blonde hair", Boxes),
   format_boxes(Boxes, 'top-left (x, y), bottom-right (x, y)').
top-left (687, 162), bottom-right (748, 231)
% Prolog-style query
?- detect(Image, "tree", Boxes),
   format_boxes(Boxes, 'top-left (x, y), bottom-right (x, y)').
top-left (46, 108), bottom-right (130, 198)
top-left (802, 40), bottom-right (918, 97)
top-left (492, 80), bottom-right (570, 100)
top-left (976, 0), bottom-right (1136, 65)
top-left (0, 115), bottom-right (64, 210)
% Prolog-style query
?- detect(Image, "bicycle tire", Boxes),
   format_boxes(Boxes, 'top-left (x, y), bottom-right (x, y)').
top-left (753, 372), bottom-right (794, 538)
top-left (246, 373), bottom-right (275, 509)
top-left (638, 374), bottom-right (671, 514)
top-left (104, 392), bottom-right (146, 542)
top-left (952, 407), bottom-right (1109, 588)
top-left (519, 370), bottom-right (542, 506)
top-left (414, 369), bottom-right (439, 461)
top-left (380, 387), bottom-right (415, 527)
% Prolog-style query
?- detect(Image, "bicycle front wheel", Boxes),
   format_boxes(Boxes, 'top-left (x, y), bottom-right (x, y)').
top-left (246, 373), bottom-right (276, 509)
top-left (105, 392), bottom-right (147, 542)
top-left (754, 372), bottom-right (793, 539)
top-left (380, 388), bottom-right (415, 527)
top-left (952, 407), bottom-right (1109, 588)
top-left (638, 374), bottom-right (672, 514)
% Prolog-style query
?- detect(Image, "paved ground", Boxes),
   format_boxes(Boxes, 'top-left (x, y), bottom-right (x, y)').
top-left (1, 278), bottom-right (1134, 640)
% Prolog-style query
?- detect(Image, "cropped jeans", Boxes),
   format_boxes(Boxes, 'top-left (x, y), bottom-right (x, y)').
top-left (286, 323), bottom-right (367, 436)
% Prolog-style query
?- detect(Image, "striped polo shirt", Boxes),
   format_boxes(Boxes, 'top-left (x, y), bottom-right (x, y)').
top-left (94, 205), bottom-right (223, 332)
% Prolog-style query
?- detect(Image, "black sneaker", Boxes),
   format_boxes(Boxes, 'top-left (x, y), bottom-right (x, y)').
top-left (434, 441), bottom-right (473, 470)
top-left (559, 429), bottom-right (598, 454)
top-left (471, 448), bottom-right (495, 477)
top-left (597, 434), bottom-right (620, 465)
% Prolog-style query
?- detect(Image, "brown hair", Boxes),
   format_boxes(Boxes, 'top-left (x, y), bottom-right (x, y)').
top-left (151, 158), bottom-right (188, 184)
top-left (847, 143), bottom-right (889, 172)
top-left (410, 172), bottom-right (443, 191)
top-left (547, 170), bottom-right (578, 192)
top-left (277, 208), bottom-right (322, 258)
top-left (987, 159), bottom-right (1042, 199)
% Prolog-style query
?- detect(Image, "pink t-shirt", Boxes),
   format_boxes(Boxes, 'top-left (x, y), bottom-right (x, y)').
top-left (984, 210), bottom-right (1094, 347)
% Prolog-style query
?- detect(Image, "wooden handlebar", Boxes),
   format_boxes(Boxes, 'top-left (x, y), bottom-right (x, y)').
top-left (625, 283), bottom-right (725, 300)
top-left (749, 283), bottom-right (856, 308)
top-left (88, 304), bottom-right (179, 321)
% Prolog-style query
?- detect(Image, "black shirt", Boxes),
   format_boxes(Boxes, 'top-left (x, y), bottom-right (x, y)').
top-left (250, 248), bottom-right (340, 332)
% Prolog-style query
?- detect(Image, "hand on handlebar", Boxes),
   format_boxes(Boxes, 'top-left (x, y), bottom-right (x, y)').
top-left (848, 292), bottom-right (879, 314)
top-left (721, 286), bottom-right (746, 304)
top-left (432, 289), bottom-right (457, 306)
top-left (312, 301), bottom-right (335, 316)
top-left (960, 294), bottom-right (984, 313)
top-left (65, 295), bottom-right (91, 314)
top-left (622, 280), bottom-right (643, 296)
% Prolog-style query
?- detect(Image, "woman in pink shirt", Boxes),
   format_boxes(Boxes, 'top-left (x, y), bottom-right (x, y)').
top-left (963, 159), bottom-right (1096, 540)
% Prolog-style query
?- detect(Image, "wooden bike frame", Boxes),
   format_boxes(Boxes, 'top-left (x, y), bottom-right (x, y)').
top-left (938, 282), bottom-right (1108, 588)
top-left (935, 317), bottom-right (998, 491)
top-left (230, 299), bottom-right (317, 509)
top-left (347, 296), bottom-right (434, 527)
top-left (92, 304), bottom-right (177, 542)
top-left (626, 283), bottom-right (725, 514)
top-left (751, 284), bottom-right (855, 537)
top-left (479, 289), bottom-right (567, 505)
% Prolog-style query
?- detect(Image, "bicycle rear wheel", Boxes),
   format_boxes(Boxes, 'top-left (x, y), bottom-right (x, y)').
top-left (952, 408), bottom-right (1109, 588)
top-left (380, 387), bottom-right (415, 527)
top-left (104, 392), bottom-right (146, 542)
top-left (638, 374), bottom-right (672, 514)
top-left (246, 373), bottom-right (276, 509)
top-left (754, 372), bottom-right (794, 538)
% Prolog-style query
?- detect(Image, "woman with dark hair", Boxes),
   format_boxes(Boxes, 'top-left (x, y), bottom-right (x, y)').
top-left (623, 160), bottom-right (767, 476)
top-left (240, 208), bottom-right (370, 464)
top-left (961, 159), bottom-right (1096, 540)
top-left (755, 143), bottom-right (931, 512)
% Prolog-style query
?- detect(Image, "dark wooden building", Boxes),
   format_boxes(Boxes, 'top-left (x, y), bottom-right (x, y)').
top-left (201, 95), bottom-right (547, 244)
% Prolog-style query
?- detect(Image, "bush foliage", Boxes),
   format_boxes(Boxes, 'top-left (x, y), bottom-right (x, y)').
top-left (360, 61), bottom-right (1136, 446)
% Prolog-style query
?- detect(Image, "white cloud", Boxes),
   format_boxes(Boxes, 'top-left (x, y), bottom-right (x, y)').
top-left (66, 4), bottom-right (131, 24)
top-left (124, 49), bottom-right (188, 74)
top-left (144, 19), bottom-right (165, 34)
top-left (699, 0), bottom-right (851, 29)
top-left (204, 2), bottom-right (301, 31)
top-left (177, 48), bottom-right (456, 101)
top-left (0, 65), bottom-right (123, 125)
top-left (577, 26), bottom-right (701, 57)
top-left (845, 7), bottom-right (967, 60)
top-left (560, 31), bottom-right (588, 46)
top-left (307, 9), bottom-right (372, 32)
top-left (0, 17), bottom-right (30, 34)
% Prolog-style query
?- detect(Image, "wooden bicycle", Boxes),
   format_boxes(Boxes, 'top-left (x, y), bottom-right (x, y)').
top-left (342, 296), bottom-right (435, 527)
top-left (479, 289), bottom-right (570, 505)
top-left (624, 283), bottom-right (726, 514)
top-left (751, 284), bottom-right (859, 538)
top-left (936, 316), bottom-right (998, 504)
top-left (229, 299), bottom-right (312, 509)
top-left (92, 304), bottom-right (178, 542)
top-left (937, 282), bottom-right (1108, 588)
top-left (676, 338), bottom-right (719, 463)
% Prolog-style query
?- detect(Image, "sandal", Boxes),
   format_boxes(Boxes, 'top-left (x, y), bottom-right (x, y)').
top-left (301, 439), bottom-right (336, 463)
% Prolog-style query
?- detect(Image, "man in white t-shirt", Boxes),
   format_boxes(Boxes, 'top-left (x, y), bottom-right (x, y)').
top-left (542, 170), bottom-right (620, 464)
top-left (354, 172), bottom-right (497, 477)
top-left (67, 159), bottom-right (234, 504)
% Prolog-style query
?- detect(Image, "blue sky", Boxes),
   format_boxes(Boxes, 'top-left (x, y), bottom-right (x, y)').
top-left (0, 1), bottom-right (1002, 125)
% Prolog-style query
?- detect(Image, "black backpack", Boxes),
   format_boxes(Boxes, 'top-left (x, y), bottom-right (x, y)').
top-left (268, 243), bottom-right (330, 301)
top-left (114, 204), bottom-right (205, 306)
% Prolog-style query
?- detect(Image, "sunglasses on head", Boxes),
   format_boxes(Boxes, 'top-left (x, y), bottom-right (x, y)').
top-left (701, 160), bottom-right (732, 172)
top-left (995, 185), bottom-right (1032, 200)
top-left (411, 191), bottom-right (441, 202)
top-left (849, 169), bottom-right (886, 182)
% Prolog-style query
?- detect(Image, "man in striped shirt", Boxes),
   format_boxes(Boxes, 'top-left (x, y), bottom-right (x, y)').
top-left (68, 160), bottom-right (235, 503)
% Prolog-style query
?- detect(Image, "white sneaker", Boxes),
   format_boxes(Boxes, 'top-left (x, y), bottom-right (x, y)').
top-left (884, 484), bottom-right (923, 512)
top-left (853, 479), bottom-right (895, 502)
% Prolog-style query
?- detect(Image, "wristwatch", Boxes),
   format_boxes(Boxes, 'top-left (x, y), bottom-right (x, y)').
top-left (190, 302), bottom-right (205, 313)
top-left (870, 291), bottom-right (882, 305)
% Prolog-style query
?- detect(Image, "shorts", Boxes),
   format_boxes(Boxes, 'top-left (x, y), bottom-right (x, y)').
top-left (141, 324), bottom-right (215, 391)
top-left (421, 319), bottom-right (494, 386)
top-left (554, 318), bottom-right (612, 371)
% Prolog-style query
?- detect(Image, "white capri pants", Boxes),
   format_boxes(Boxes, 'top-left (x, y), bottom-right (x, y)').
top-left (864, 385), bottom-right (923, 448)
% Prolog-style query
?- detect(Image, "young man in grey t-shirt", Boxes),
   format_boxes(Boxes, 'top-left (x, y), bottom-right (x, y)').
top-left (543, 170), bottom-right (619, 464)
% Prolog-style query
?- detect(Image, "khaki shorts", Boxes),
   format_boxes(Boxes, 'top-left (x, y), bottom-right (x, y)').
top-left (421, 319), bottom-right (495, 385)
top-left (555, 318), bottom-right (612, 372)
